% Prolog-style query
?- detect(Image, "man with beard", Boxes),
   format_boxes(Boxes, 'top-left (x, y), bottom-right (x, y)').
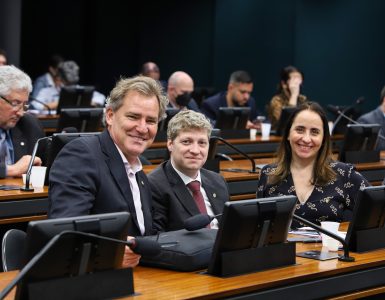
top-left (0, 65), bottom-right (44, 178)
top-left (201, 70), bottom-right (261, 129)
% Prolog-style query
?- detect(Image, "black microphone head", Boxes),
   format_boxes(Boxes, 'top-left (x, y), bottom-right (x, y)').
top-left (356, 97), bottom-right (365, 105)
top-left (132, 238), bottom-right (161, 256)
top-left (326, 105), bottom-right (340, 114)
top-left (61, 127), bottom-right (78, 133)
top-left (184, 214), bottom-right (212, 231)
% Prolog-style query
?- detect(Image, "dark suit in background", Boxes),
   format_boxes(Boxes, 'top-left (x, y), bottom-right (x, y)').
top-left (357, 106), bottom-right (385, 150)
top-left (0, 113), bottom-right (45, 178)
top-left (48, 130), bottom-right (154, 236)
top-left (148, 160), bottom-right (229, 231)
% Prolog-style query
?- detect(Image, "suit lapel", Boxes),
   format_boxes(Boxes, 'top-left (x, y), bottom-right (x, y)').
top-left (201, 172), bottom-right (225, 215)
top-left (136, 171), bottom-right (153, 234)
top-left (99, 130), bottom-right (141, 231)
top-left (164, 161), bottom-right (201, 216)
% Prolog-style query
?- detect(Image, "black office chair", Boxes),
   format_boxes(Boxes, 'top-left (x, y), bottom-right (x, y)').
top-left (2, 229), bottom-right (26, 272)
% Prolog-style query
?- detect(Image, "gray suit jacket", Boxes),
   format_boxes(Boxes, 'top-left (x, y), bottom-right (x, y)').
top-left (357, 107), bottom-right (385, 150)
top-left (148, 160), bottom-right (229, 231)
top-left (48, 130), bottom-right (154, 236)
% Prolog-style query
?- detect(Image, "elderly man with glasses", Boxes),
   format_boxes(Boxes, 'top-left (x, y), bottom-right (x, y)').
top-left (0, 65), bottom-right (45, 178)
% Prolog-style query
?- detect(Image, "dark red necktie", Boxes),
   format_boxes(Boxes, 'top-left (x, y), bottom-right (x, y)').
top-left (187, 180), bottom-right (208, 215)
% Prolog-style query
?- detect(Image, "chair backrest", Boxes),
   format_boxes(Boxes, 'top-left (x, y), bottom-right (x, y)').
top-left (2, 229), bottom-right (26, 272)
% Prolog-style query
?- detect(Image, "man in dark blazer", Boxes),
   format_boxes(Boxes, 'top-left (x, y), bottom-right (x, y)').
top-left (200, 70), bottom-right (262, 129)
top-left (357, 85), bottom-right (385, 150)
top-left (148, 110), bottom-right (229, 232)
top-left (0, 65), bottom-right (45, 178)
top-left (48, 76), bottom-right (169, 267)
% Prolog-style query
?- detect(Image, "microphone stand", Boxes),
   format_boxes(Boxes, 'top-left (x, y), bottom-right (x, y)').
top-left (331, 97), bottom-right (364, 134)
top-left (29, 97), bottom-right (53, 115)
top-left (0, 230), bottom-right (160, 299)
top-left (20, 136), bottom-right (50, 192)
top-left (332, 109), bottom-right (385, 142)
top-left (293, 214), bottom-right (355, 262)
top-left (211, 136), bottom-right (257, 173)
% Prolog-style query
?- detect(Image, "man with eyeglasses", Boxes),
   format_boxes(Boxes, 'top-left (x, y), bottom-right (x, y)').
top-left (0, 65), bottom-right (45, 178)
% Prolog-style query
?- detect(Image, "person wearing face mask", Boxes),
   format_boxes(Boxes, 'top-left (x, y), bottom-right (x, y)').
top-left (268, 65), bottom-right (308, 131)
top-left (167, 71), bottom-right (200, 112)
top-left (200, 70), bottom-right (262, 129)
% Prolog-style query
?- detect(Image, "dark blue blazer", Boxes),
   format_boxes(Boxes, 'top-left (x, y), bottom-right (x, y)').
top-left (357, 107), bottom-right (385, 150)
top-left (148, 160), bottom-right (229, 231)
top-left (48, 130), bottom-right (154, 236)
top-left (200, 91), bottom-right (260, 123)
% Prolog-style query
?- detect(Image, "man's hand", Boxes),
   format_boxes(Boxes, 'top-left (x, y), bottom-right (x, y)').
top-left (122, 236), bottom-right (141, 268)
top-left (7, 155), bottom-right (42, 177)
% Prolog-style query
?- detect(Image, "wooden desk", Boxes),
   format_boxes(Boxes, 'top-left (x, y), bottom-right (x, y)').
top-left (2, 242), bottom-right (385, 299)
top-left (0, 178), bottom-right (48, 224)
top-left (37, 114), bottom-right (59, 134)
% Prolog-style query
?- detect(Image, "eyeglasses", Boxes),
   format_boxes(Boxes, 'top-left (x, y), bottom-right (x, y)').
top-left (0, 95), bottom-right (29, 112)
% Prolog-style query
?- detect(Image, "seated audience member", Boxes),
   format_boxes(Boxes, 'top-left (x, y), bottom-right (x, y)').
top-left (167, 71), bottom-right (200, 112)
top-left (200, 70), bottom-right (261, 129)
top-left (268, 65), bottom-right (307, 131)
top-left (257, 102), bottom-right (369, 226)
top-left (0, 48), bottom-right (7, 66)
top-left (31, 54), bottom-right (64, 99)
top-left (34, 60), bottom-right (105, 112)
top-left (148, 110), bottom-right (229, 231)
top-left (0, 65), bottom-right (44, 178)
top-left (357, 85), bottom-right (385, 150)
top-left (48, 76), bottom-right (169, 267)
top-left (140, 61), bottom-right (167, 91)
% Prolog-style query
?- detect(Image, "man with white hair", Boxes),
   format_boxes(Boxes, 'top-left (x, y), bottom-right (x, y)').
top-left (34, 60), bottom-right (105, 112)
top-left (0, 65), bottom-right (44, 178)
top-left (167, 71), bottom-right (200, 111)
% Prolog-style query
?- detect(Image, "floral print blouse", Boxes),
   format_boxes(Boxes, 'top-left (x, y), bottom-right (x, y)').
top-left (256, 161), bottom-right (369, 227)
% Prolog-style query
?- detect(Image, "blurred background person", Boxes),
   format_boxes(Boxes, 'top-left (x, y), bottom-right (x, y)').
top-left (268, 66), bottom-right (307, 131)
top-left (33, 60), bottom-right (105, 112)
top-left (201, 70), bottom-right (262, 129)
top-left (31, 54), bottom-right (64, 99)
top-left (356, 85), bottom-right (385, 150)
top-left (140, 61), bottom-right (167, 91)
top-left (167, 71), bottom-right (200, 112)
top-left (257, 102), bottom-right (369, 227)
top-left (0, 49), bottom-right (7, 66)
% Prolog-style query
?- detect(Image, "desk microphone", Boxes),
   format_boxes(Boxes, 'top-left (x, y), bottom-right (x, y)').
top-left (327, 101), bottom-right (385, 142)
top-left (292, 215), bottom-right (354, 262)
top-left (328, 97), bottom-right (364, 134)
top-left (20, 136), bottom-right (51, 192)
top-left (0, 230), bottom-right (161, 299)
top-left (210, 136), bottom-right (257, 173)
top-left (184, 213), bottom-right (222, 231)
top-left (29, 97), bottom-right (53, 115)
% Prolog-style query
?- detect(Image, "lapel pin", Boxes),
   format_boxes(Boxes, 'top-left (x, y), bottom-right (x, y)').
top-left (20, 142), bottom-right (25, 146)
top-left (213, 193), bottom-right (217, 198)
top-left (141, 180), bottom-right (144, 186)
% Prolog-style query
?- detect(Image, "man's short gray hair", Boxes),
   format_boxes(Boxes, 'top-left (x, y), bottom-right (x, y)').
top-left (105, 76), bottom-right (169, 121)
top-left (167, 109), bottom-right (212, 141)
top-left (0, 65), bottom-right (32, 96)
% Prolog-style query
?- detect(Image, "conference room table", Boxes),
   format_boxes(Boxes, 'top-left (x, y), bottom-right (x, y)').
top-left (2, 238), bottom-right (385, 299)
top-left (1, 156), bottom-right (385, 225)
